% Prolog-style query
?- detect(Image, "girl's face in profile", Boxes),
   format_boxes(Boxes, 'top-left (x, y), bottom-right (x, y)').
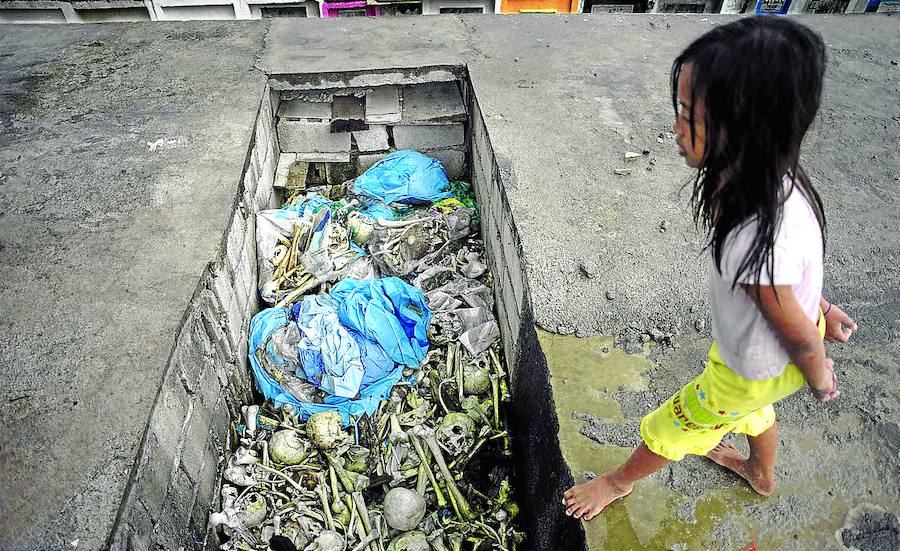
top-left (674, 64), bottom-right (706, 169)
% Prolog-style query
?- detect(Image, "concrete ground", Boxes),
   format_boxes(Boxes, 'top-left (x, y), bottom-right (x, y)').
top-left (1, 13), bottom-right (898, 551)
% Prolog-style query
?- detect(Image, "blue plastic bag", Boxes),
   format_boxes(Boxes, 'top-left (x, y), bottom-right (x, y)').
top-left (249, 306), bottom-right (407, 425)
top-left (353, 150), bottom-right (452, 205)
top-left (330, 277), bottom-right (431, 367)
top-left (292, 295), bottom-right (364, 399)
top-left (281, 193), bottom-right (331, 217)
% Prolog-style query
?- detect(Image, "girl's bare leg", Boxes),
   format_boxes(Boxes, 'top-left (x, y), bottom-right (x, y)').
top-left (562, 443), bottom-right (669, 521)
top-left (706, 421), bottom-right (778, 496)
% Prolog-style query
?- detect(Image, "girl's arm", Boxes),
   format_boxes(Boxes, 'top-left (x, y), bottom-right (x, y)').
top-left (819, 296), bottom-right (858, 343)
top-left (743, 285), bottom-right (834, 395)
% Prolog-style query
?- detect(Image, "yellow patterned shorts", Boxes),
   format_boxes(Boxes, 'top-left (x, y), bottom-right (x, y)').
top-left (640, 314), bottom-right (826, 461)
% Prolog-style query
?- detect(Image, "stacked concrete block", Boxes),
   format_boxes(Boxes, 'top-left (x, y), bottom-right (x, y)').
top-left (331, 94), bottom-right (366, 132)
top-left (469, 94), bottom-right (526, 370)
top-left (392, 123), bottom-right (465, 150)
top-left (275, 82), bottom-right (470, 180)
top-left (352, 125), bottom-right (390, 153)
top-left (115, 283), bottom-right (237, 551)
top-left (277, 96), bottom-right (351, 159)
top-left (401, 81), bottom-right (467, 124)
top-left (396, 81), bottom-right (468, 179)
top-left (364, 85), bottom-right (401, 124)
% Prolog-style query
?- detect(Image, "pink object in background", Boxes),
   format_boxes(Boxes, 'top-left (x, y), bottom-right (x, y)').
top-left (320, 1), bottom-right (381, 17)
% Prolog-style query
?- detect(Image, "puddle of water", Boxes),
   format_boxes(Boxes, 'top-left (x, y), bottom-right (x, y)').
top-left (538, 328), bottom-right (763, 550)
top-left (538, 327), bottom-right (892, 550)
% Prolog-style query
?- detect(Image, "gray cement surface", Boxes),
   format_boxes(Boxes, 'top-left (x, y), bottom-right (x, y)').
top-left (0, 22), bottom-right (266, 551)
top-left (2, 13), bottom-right (899, 551)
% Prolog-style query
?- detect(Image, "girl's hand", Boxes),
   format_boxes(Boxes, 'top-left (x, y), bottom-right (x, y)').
top-left (824, 303), bottom-right (857, 343)
top-left (811, 357), bottom-right (840, 402)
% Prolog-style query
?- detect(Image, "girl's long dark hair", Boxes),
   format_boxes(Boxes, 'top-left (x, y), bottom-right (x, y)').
top-left (673, 17), bottom-right (827, 292)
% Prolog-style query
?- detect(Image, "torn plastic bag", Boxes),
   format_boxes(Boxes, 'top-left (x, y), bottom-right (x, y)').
top-left (249, 307), bottom-right (406, 425)
top-left (353, 150), bottom-right (452, 205)
top-left (459, 320), bottom-right (500, 356)
top-left (249, 307), bottom-right (312, 407)
top-left (413, 266), bottom-right (456, 293)
top-left (292, 295), bottom-right (364, 399)
top-left (351, 330), bottom-right (396, 388)
top-left (330, 277), bottom-right (431, 367)
top-left (423, 276), bottom-right (493, 311)
top-left (444, 208), bottom-right (475, 241)
top-left (358, 200), bottom-right (400, 222)
top-left (282, 193), bottom-right (331, 217)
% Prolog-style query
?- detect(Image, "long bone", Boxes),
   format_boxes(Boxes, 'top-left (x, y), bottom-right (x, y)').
top-left (411, 426), bottom-right (473, 520)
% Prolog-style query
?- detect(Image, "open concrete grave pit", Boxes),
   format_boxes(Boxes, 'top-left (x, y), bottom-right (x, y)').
top-left (112, 67), bottom-right (583, 551)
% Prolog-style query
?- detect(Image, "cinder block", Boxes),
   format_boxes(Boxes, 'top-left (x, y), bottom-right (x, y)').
top-left (393, 124), bottom-right (464, 150)
top-left (174, 324), bottom-right (205, 394)
top-left (196, 437), bottom-right (221, 508)
top-left (136, 432), bottom-right (174, 520)
top-left (251, 142), bottom-right (264, 179)
top-left (189, 442), bottom-right (220, 546)
top-left (198, 356), bottom-right (221, 413)
top-left (254, 177), bottom-right (273, 213)
top-left (154, 467), bottom-right (194, 546)
top-left (331, 95), bottom-right (366, 132)
top-left (401, 82), bottom-right (466, 124)
top-left (126, 501), bottom-right (154, 551)
top-left (296, 152), bottom-right (351, 163)
top-left (242, 169), bottom-right (256, 214)
top-left (277, 97), bottom-right (331, 120)
top-left (502, 270), bottom-right (523, 333)
top-left (224, 286), bottom-right (243, 352)
top-left (494, 278), bottom-right (513, 353)
top-left (232, 246), bottom-right (250, 318)
top-left (256, 107), bottom-right (272, 152)
top-left (357, 152), bottom-right (388, 173)
top-left (365, 86), bottom-right (401, 124)
top-left (278, 119), bottom-right (351, 154)
top-left (501, 220), bottom-right (526, 311)
top-left (261, 147), bottom-right (272, 180)
top-left (423, 148), bottom-right (465, 179)
top-left (274, 153), bottom-right (296, 189)
top-left (471, 148), bottom-right (489, 194)
top-left (488, 187), bottom-right (503, 239)
top-left (225, 210), bottom-right (246, 278)
top-left (199, 289), bottom-right (234, 365)
top-left (211, 263), bottom-right (235, 322)
top-left (352, 125), bottom-right (389, 153)
top-left (180, 402), bottom-right (210, 484)
top-left (151, 374), bottom-right (190, 452)
top-left (210, 394), bottom-right (231, 451)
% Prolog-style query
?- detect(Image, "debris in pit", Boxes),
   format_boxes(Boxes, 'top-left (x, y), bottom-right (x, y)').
top-left (212, 150), bottom-right (523, 551)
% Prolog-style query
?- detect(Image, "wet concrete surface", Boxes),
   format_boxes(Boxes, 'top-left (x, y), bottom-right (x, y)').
top-left (542, 330), bottom-right (900, 549)
top-left (1, 13), bottom-right (899, 551)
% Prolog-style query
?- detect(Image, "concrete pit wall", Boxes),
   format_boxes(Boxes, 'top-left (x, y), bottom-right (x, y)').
top-left (110, 85), bottom-right (281, 551)
top-left (111, 67), bottom-right (584, 550)
top-left (468, 88), bottom-right (585, 550)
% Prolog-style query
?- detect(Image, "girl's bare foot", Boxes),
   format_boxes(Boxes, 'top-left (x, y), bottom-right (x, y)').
top-left (706, 442), bottom-right (775, 496)
top-left (562, 474), bottom-right (633, 521)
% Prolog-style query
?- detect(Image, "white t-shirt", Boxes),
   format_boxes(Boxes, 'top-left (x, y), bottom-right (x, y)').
top-left (709, 175), bottom-right (824, 380)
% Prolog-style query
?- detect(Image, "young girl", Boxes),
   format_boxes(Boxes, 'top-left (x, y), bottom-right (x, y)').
top-left (563, 17), bottom-right (858, 521)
